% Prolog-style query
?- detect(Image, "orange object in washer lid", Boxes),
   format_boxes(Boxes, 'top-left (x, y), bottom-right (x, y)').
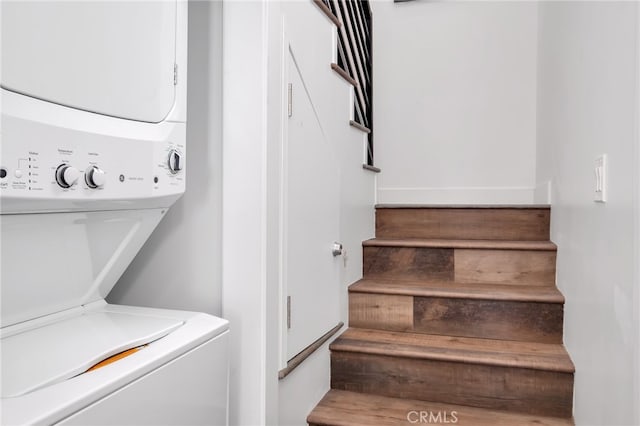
top-left (86, 345), bottom-right (147, 372)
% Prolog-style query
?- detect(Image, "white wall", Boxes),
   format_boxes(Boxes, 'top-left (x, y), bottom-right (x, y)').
top-left (222, 2), bottom-right (272, 424)
top-left (108, 0), bottom-right (223, 315)
top-left (371, 0), bottom-right (538, 204)
top-left (223, 1), bottom-right (375, 425)
top-left (536, 3), bottom-right (640, 425)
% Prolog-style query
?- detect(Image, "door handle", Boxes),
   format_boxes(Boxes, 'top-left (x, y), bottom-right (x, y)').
top-left (332, 242), bottom-right (343, 256)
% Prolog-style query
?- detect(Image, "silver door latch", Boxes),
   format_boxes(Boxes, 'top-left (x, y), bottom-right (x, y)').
top-left (332, 242), bottom-right (343, 256)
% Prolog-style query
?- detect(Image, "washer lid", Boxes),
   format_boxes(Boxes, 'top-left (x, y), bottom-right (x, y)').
top-left (1, 1), bottom-right (177, 123)
top-left (0, 210), bottom-right (167, 328)
top-left (0, 311), bottom-right (183, 398)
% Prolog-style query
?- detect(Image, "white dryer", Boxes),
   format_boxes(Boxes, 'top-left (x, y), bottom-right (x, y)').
top-left (0, 1), bottom-right (229, 425)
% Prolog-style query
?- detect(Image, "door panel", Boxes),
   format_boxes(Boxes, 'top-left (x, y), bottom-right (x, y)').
top-left (285, 47), bottom-right (341, 360)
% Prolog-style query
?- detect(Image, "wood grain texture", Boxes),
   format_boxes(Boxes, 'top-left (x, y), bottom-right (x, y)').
top-left (331, 328), bottom-right (574, 372)
top-left (363, 247), bottom-right (454, 281)
top-left (376, 208), bottom-right (551, 241)
top-left (309, 205), bottom-right (574, 423)
top-left (455, 249), bottom-right (557, 285)
top-left (349, 293), bottom-right (413, 331)
top-left (375, 205), bottom-right (552, 209)
top-left (363, 238), bottom-right (557, 251)
top-left (331, 63), bottom-right (358, 87)
top-left (413, 297), bottom-right (563, 343)
top-left (308, 390), bottom-right (575, 426)
top-left (348, 282), bottom-right (564, 342)
top-left (331, 351), bottom-right (574, 417)
top-left (349, 279), bottom-right (565, 303)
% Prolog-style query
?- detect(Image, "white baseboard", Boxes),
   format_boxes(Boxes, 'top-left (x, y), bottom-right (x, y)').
top-left (376, 186), bottom-right (536, 205)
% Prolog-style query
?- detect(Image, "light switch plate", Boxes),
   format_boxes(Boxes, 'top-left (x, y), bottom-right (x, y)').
top-left (594, 154), bottom-right (607, 203)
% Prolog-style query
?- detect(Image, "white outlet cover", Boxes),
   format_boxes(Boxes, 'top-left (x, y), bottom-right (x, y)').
top-left (594, 154), bottom-right (607, 203)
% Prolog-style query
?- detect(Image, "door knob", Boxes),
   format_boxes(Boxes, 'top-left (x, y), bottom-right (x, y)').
top-left (332, 242), bottom-right (343, 256)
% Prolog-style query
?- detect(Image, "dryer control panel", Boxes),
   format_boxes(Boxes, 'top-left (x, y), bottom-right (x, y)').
top-left (0, 90), bottom-right (186, 214)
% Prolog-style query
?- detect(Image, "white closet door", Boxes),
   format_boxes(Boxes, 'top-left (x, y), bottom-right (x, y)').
top-left (285, 46), bottom-right (342, 360)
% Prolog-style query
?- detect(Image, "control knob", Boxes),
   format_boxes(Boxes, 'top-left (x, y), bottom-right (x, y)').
top-left (55, 164), bottom-right (80, 188)
top-left (167, 149), bottom-right (183, 174)
top-left (85, 166), bottom-right (106, 188)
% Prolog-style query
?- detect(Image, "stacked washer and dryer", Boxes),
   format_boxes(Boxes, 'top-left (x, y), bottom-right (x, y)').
top-left (0, 2), bottom-right (229, 425)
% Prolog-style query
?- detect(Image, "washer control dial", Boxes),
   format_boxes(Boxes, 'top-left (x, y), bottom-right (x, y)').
top-left (55, 164), bottom-right (80, 188)
top-left (167, 149), bottom-right (183, 174)
top-left (85, 166), bottom-right (106, 188)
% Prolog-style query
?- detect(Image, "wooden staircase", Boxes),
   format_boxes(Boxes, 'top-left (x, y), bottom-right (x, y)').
top-left (308, 206), bottom-right (575, 425)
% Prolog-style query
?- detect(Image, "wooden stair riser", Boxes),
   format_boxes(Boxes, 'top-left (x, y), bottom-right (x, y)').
top-left (363, 246), bottom-right (557, 285)
top-left (331, 351), bottom-right (574, 418)
top-left (349, 293), bottom-right (564, 343)
top-left (376, 208), bottom-right (550, 241)
top-left (308, 206), bottom-right (575, 425)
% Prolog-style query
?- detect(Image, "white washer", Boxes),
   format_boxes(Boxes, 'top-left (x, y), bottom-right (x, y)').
top-left (0, 2), bottom-right (229, 425)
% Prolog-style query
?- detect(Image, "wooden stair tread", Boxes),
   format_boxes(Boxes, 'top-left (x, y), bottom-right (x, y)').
top-left (308, 390), bottom-right (574, 426)
top-left (375, 204), bottom-right (551, 209)
top-left (349, 279), bottom-right (565, 303)
top-left (363, 238), bottom-right (557, 251)
top-left (331, 328), bottom-right (575, 373)
top-left (308, 205), bottom-right (574, 422)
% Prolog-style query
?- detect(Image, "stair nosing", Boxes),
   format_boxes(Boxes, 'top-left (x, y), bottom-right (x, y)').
top-left (375, 204), bottom-right (551, 209)
top-left (330, 328), bottom-right (575, 373)
top-left (349, 279), bottom-right (565, 303)
top-left (363, 238), bottom-right (557, 251)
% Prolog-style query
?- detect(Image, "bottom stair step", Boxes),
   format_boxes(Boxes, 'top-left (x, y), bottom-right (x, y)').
top-left (330, 328), bottom-right (574, 417)
top-left (307, 390), bottom-right (574, 426)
